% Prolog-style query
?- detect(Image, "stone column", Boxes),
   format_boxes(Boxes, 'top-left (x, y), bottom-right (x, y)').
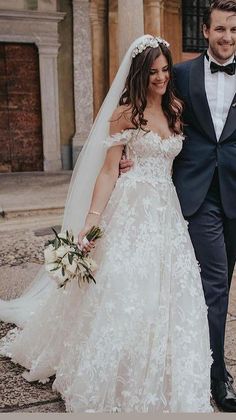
top-left (109, 0), bottom-right (118, 84)
top-left (144, 0), bottom-right (163, 37)
top-left (90, 0), bottom-right (109, 117)
top-left (38, 44), bottom-right (62, 171)
top-left (144, 0), bottom-right (182, 63)
top-left (162, 0), bottom-right (182, 63)
top-left (117, 0), bottom-right (144, 63)
top-left (72, 0), bottom-right (93, 165)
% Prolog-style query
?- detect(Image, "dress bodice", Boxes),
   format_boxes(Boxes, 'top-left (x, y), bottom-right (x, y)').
top-left (105, 129), bottom-right (184, 187)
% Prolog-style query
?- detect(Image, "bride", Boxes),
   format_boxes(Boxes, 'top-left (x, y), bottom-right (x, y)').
top-left (0, 35), bottom-right (212, 413)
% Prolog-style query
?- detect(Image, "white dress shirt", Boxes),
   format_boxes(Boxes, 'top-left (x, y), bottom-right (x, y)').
top-left (204, 50), bottom-right (236, 141)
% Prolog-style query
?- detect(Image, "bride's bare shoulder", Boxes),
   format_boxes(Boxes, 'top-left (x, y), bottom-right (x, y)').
top-left (109, 105), bottom-right (133, 135)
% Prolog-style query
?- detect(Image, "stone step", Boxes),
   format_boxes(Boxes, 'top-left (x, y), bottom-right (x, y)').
top-left (0, 212), bottom-right (63, 233)
top-left (1, 206), bottom-right (64, 219)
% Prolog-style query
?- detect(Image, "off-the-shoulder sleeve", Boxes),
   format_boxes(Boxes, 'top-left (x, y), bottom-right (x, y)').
top-left (103, 129), bottom-right (133, 149)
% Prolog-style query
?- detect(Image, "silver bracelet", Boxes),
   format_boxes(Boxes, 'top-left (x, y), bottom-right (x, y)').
top-left (88, 210), bottom-right (101, 216)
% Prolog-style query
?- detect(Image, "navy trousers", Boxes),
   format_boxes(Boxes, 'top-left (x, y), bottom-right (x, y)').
top-left (186, 169), bottom-right (236, 381)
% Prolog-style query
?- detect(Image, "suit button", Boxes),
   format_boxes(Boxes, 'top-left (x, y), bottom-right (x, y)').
top-left (217, 144), bottom-right (221, 148)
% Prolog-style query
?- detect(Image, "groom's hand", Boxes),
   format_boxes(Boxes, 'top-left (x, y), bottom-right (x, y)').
top-left (119, 158), bottom-right (134, 174)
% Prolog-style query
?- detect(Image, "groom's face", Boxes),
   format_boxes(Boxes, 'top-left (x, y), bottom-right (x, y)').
top-left (203, 9), bottom-right (236, 64)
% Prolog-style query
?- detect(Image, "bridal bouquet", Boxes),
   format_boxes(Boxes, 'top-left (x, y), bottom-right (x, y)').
top-left (44, 226), bottom-right (103, 288)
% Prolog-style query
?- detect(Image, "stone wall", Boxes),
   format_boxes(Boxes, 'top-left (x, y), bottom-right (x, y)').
top-left (0, 43), bottom-right (44, 172)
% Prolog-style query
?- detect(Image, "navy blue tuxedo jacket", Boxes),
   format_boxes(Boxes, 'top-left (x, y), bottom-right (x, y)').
top-left (173, 53), bottom-right (236, 219)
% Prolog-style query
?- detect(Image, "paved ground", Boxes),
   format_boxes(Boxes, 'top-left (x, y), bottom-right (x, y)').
top-left (0, 172), bottom-right (235, 413)
top-left (0, 172), bottom-right (71, 413)
top-left (0, 172), bottom-right (71, 214)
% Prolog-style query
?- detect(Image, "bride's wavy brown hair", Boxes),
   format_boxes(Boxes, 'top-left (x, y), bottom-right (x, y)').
top-left (119, 43), bottom-right (183, 134)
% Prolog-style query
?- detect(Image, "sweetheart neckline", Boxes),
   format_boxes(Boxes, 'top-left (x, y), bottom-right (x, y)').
top-left (121, 128), bottom-right (182, 142)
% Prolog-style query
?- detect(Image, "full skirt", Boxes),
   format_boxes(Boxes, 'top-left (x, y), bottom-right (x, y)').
top-left (0, 175), bottom-right (212, 412)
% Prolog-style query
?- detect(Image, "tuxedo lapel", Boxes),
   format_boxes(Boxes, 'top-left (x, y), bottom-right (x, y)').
top-left (219, 91), bottom-right (236, 142)
top-left (189, 54), bottom-right (217, 142)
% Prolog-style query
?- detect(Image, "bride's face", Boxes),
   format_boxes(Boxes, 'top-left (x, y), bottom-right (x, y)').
top-left (147, 53), bottom-right (170, 97)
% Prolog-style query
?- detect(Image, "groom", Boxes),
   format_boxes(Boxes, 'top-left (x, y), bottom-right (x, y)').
top-left (120, 0), bottom-right (236, 412)
top-left (172, 0), bottom-right (236, 412)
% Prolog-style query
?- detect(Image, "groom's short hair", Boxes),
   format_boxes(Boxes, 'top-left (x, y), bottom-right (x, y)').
top-left (203, 0), bottom-right (236, 29)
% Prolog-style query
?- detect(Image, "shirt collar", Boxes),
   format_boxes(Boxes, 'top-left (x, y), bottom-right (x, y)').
top-left (206, 49), bottom-right (235, 66)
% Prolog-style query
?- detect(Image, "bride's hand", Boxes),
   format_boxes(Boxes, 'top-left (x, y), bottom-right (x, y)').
top-left (78, 225), bottom-right (95, 253)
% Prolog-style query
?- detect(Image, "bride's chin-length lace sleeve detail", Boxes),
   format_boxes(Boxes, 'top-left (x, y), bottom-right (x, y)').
top-left (103, 129), bottom-right (133, 149)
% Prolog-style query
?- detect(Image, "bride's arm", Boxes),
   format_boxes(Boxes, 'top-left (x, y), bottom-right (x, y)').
top-left (78, 107), bottom-right (129, 251)
top-left (78, 145), bottom-right (123, 251)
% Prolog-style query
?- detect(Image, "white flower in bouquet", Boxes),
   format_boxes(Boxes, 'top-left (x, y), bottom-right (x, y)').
top-left (55, 244), bottom-right (70, 259)
top-left (61, 253), bottom-right (72, 267)
top-left (45, 262), bottom-right (59, 272)
top-left (77, 262), bottom-right (87, 276)
top-left (83, 256), bottom-right (98, 272)
top-left (53, 267), bottom-right (69, 287)
top-left (66, 258), bottom-right (78, 275)
top-left (52, 266), bottom-right (67, 281)
top-left (57, 232), bottom-right (68, 240)
top-left (44, 244), bottom-right (57, 264)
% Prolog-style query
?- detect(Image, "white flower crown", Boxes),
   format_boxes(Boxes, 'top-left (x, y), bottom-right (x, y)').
top-left (131, 36), bottom-right (170, 58)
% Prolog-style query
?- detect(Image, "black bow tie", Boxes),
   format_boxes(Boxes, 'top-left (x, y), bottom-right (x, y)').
top-left (210, 61), bottom-right (236, 75)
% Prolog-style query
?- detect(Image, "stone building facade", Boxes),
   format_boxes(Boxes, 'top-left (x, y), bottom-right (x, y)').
top-left (0, 0), bottom-right (205, 172)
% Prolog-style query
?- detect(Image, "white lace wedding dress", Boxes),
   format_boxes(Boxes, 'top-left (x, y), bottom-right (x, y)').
top-left (0, 129), bottom-right (212, 413)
